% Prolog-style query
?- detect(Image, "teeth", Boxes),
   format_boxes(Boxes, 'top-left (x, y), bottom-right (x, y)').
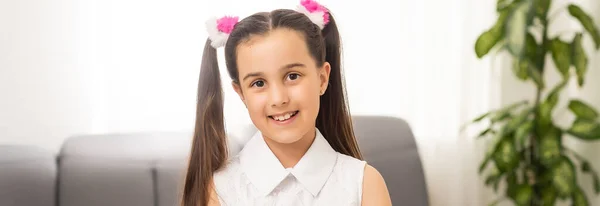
top-left (272, 111), bottom-right (296, 121)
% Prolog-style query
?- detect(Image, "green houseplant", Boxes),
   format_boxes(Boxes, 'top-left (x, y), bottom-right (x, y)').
top-left (467, 0), bottom-right (600, 205)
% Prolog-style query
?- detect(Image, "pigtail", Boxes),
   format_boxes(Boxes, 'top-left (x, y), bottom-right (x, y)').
top-left (181, 39), bottom-right (228, 206)
top-left (316, 12), bottom-right (363, 160)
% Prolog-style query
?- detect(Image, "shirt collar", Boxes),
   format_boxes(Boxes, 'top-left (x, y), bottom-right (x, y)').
top-left (238, 128), bottom-right (338, 197)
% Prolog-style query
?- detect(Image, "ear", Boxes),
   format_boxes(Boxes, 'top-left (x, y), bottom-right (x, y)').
top-left (319, 62), bottom-right (331, 95)
top-left (232, 81), bottom-right (247, 107)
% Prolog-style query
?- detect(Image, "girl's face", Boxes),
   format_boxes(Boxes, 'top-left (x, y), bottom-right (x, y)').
top-left (233, 28), bottom-right (330, 144)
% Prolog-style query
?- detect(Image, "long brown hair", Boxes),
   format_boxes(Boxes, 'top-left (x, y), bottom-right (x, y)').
top-left (181, 7), bottom-right (362, 206)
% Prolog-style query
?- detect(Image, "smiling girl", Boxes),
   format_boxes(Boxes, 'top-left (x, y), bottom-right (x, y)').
top-left (180, 0), bottom-right (392, 205)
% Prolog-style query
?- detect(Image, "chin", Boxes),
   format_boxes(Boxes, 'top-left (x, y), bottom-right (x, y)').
top-left (258, 112), bottom-right (312, 145)
top-left (264, 130), bottom-right (306, 144)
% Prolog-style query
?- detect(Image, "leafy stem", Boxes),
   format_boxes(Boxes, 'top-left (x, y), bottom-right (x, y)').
top-left (473, 0), bottom-right (600, 205)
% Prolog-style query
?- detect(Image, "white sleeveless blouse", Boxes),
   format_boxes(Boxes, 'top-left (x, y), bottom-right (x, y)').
top-left (213, 128), bottom-right (367, 206)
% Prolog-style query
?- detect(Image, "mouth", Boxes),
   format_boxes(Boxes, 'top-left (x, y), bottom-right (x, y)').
top-left (269, 110), bottom-right (299, 122)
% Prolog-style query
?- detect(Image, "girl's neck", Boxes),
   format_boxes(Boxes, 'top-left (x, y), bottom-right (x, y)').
top-left (263, 128), bottom-right (316, 168)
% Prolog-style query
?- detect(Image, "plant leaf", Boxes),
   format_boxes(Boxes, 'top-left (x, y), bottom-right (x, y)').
top-left (579, 161), bottom-right (600, 194)
top-left (527, 63), bottom-right (544, 88)
top-left (466, 101), bottom-right (529, 131)
top-left (567, 118), bottom-right (600, 140)
top-left (539, 126), bottom-right (562, 167)
top-left (462, 111), bottom-right (492, 132)
top-left (513, 58), bottom-right (530, 80)
top-left (467, 101), bottom-right (527, 124)
top-left (512, 184), bottom-right (533, 206)
top-left (476, 31), bottom-right (502, 58)
top-left (503, 108), bottom-right (532, 134)
top-left (479, 155), bottom-right (492, 174)
top-left (485, 164), bottom-right (500, 183)
top-left (507, 171), bottom-right (517, 186)
top-left (534, 0), bottom-right (551, 18)
top-left (477, 128), bottom-right (496, 139)
top-left (524, 32), bottom-right (538, 60)
top-left (485, 174), bottom-right (497, 186)
top-left (572, 187), bottom-right (589, 206)
top-left (595, 174), bottom-right (600, 194)
top-left (493, 138), bottom-right (519, 172)
top-left (548, 80), bottom-right (568, 101)
top-left (513, 32), bottom-right (543, 84)
top-left (540, 186), bottom-right (557, 206)
top-left (475, 11), bottom-right (509, 58)
top-left (505, 1), bottom-right (533, 57)
top-left (473, 112), bottom-right (492, 122)
top-left (493, 178), bottom-right (501, 192)
top-left (497, 0), bottom-right (513, 12)
top-left (568, 99), bottom-right (598, 120)
top-left (491, 101), bottom-right (529, 123)
top-left (550, 38), bottom-right (572, 78)
top-left (581, 161), bottom-right (591, 172)
top-left (572, 33), bottom-right (588, 87)
top-left (485, 164), bottom-right (504, 192)
top-left (491, 112), bottom-right (512, 123)
top-left (515, 120), bottom-right (533, 149)
top-left (506, 171), bottom-right (518, 198)
top-left (568, 4), bottom-right (600, 49)
top-left (552, 156), bottom-right (577, 198)
top-left (537, 81), bottom-right (567, 133)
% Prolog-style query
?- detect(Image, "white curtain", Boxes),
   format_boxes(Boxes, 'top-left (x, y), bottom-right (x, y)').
top-left (14, 0), bottom-right (600, 205)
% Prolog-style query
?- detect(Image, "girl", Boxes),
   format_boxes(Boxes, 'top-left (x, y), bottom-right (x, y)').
top-left (181, 0), bottom-right (392, 205)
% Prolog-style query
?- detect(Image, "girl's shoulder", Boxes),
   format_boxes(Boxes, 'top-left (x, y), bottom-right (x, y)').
top-left (213, 155), bottom-right (243, 182)
top-left (314, 152), bottom-right (367, 205)
top-left (333, 152), bottom-right (367, 174)
top-left (211, 155), bottom-right (246, 204)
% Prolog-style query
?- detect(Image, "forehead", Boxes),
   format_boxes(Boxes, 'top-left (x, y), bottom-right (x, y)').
top-left (236, 28), bottom-right (315, 76)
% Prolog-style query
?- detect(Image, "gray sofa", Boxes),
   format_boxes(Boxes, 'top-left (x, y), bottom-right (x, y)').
top-left (0, 115), bottom-right (428, 206)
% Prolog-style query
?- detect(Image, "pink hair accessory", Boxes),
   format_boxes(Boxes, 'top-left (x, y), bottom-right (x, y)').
top-left (206, 16), bottom-right (239, 48)
top-left (296, 0), bottom-right (330, 29)
top-left (216, 16), bottom-right (239, 34)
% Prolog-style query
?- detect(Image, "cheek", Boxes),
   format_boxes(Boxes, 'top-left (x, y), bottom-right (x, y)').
top-left (244, 92), bottom-right (268, 117)
top-left (291, 82), bottom-right (321, 109)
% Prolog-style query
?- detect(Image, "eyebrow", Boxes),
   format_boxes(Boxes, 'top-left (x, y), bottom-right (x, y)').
top-left (241, 63), bottom-right (306, 82)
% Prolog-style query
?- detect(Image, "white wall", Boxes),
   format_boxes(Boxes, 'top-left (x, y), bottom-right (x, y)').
top-left (0, 0), bottom-right (95, 150)
top-left (0, 0), bottom-right (494, 152)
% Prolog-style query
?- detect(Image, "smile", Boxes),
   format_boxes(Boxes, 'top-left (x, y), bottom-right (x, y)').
top-left (269, 111), bottom-right (299, 121)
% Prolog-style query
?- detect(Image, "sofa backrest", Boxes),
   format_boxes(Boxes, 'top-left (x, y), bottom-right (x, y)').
top-left (0, 115), bottom-right (429, 206)
top-left (352, 116), bottom-right (429, 206)
top-left (57, 132), bottom-right (192, 206)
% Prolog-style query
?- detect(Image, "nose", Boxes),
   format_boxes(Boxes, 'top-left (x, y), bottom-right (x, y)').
top-left (269, 83), bottom-right (289, 107)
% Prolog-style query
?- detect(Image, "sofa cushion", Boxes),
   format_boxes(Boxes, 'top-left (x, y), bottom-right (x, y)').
top-left (58, 158), bottom-right (155, 206)
top-left (0, 145), bottom-right (56, 206)
top-left (155, 159), bottom-right (187, 206)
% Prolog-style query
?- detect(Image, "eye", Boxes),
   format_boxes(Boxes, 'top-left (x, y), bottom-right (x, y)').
top-left (287, 73), bottom-right (301, 81)
top-left (251, 80), bottom-right (265, 88)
